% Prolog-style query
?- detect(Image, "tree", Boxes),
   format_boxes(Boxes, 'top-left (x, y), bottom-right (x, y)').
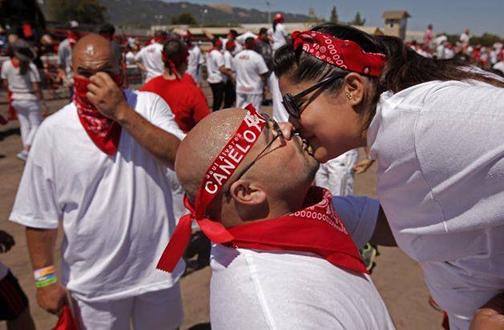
top-left (47, 0), bottom-right (106, 24)
top-left (469, 33), bottom-right (502, 47)
top-left (329, 5), bottom-right (338, 24)
top-left (171, 12), bottom-right (197, 25)
top-left (349, 12), bottom-right (366, 26)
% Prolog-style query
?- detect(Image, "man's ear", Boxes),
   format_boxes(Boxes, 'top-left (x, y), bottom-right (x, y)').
top-left (228, 179), bottom-right (266, 206)
top-left (343, 72), bottom-right (365, 106)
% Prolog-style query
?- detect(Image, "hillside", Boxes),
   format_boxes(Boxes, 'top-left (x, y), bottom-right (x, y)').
top-left (101, 0), bottom-right (310, 27)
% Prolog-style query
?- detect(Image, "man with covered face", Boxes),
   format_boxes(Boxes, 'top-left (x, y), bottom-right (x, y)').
top-left (10, 34), bottom-right (185, 329)
top-left (158, 107), bottom-right (395, 329)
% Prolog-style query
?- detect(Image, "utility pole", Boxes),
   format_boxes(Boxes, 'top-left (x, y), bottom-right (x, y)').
top-left (266, 1), bottom-right (271, 24)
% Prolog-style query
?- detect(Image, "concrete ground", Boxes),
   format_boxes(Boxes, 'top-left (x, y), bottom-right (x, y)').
top-left (0, 86), bottom-right (443, 329)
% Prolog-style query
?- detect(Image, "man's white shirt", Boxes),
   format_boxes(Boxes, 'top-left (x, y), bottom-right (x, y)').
top-left (206, 49), bottom-right (225, 84)
top-left (134, 43), bottom-right (164, 82)
top-left (232, 49), bottom-right (269, 95)
top-left (10, 90), bottom-right (185, 302)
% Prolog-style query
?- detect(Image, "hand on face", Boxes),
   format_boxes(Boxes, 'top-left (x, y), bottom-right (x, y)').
top-left (86, 72), bottom-right (128, 121)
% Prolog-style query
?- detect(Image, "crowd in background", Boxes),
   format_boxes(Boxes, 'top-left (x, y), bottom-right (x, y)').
top-left (409, 24), bottom-right (504, 75)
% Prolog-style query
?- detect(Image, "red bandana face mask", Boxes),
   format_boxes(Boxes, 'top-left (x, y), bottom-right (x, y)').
top-left (292, 30), bottom-right (386, 77)
top-left (73, 75), bottom-right (124, 155)
top-left (156, 105), bottom-right (366, 274)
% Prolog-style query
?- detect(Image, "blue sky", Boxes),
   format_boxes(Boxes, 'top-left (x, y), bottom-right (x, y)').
top-left (170, 0), bottom-right (504, 36)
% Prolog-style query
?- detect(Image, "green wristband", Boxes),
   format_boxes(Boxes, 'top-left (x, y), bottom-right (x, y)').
top-left (35, 274), bottom-right (58, 288)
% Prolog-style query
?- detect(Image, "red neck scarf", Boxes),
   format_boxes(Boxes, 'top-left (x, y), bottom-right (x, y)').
top-left (292, 30), bottom-right (386, 77)
top-left (156, 105), bottom-right (366, 274)
top-left (73, 76), bottom-right (123, 155)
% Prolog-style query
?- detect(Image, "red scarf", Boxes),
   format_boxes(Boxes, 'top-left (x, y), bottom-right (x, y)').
top-left (156, 105), bottom-right (366, 274)
top-left (73, 76), bottom-right (123, 155)
top-left (158, 187), bottom-right (366, 274)
top-left (292, 30), bottom-right (386, 77)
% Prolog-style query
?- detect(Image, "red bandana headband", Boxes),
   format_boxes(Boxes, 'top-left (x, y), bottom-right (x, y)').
top-left (157, 104), bottom-right (267, 272)
top-left (292, 30), bottom-right (386, 77)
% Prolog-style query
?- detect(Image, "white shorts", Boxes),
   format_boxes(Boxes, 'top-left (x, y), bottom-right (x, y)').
top-left (72, 283), bottom-right (183, 330)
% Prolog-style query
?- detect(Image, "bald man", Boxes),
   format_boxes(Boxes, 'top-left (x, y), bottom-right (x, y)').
top-left (10, 34), bottom-right (185, 329)
top-left (158, 108), bottom-right (395, 329)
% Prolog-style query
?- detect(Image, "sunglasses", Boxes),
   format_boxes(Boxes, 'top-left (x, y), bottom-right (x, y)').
top-left (282, 74), bottom-right (346, 119)
top-left (225, 113), bottom-right (284, 193)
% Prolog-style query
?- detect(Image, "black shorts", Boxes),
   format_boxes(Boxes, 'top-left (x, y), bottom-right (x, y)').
top-left (0, 271), bottom-right (29, 320)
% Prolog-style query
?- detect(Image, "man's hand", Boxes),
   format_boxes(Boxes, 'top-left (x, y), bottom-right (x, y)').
top-left (87, 72), bottom-right (131, 122)
top-left (36, 282), bottom-right (68, 315)
top-left (470, 292), bottom-right (504, 330)
top-left (0, 230), bottom-right (15, 253)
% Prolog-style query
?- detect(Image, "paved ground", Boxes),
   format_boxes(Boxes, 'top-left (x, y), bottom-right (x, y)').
top-left (0, 89), bottom-right (443, 329)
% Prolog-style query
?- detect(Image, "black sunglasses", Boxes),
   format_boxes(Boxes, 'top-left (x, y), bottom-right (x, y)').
top-left (282, 74), bottom-right (346, 119)
top-left (225, 113), bottom-right (284, 193)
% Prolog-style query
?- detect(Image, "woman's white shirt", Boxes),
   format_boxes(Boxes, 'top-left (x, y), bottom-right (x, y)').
top-left (367, 80), bottom-right (504, 328)
top-left (1, 60), bottom-right (40, 100)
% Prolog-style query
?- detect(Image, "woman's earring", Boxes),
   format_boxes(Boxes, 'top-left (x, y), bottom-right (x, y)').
top-left (345, 92), bottom-right (352, 101)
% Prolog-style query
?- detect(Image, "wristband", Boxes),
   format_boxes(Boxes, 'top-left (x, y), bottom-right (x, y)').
top-left (34, 266), bottom-right (58, 288)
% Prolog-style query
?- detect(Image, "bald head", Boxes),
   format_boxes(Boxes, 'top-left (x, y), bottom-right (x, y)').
top-left (72, 33), bottom-right (119, 75)
top-left (176, 109), bottom-right (250, 201)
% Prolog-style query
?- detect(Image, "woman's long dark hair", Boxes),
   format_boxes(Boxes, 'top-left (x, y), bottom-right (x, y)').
top-left (273, 23), bottom-right (504, 126)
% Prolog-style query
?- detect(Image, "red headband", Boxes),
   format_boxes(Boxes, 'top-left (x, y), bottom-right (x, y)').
top-left (157, 104), bottom-right (267, 272)
top-left (292, 30), bottom-right (386, 77)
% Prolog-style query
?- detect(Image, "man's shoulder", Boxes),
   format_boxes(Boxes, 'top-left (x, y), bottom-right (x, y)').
top-left (43, 103), bottom-right (77, 129)
top-left (128, 89), bottom-right (168, 114)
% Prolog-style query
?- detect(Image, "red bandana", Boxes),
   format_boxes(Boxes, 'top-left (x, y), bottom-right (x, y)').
top-left (292, 30), bottom-right (386, 77)
top-left (74, 76), bottom-right (123, 155)
top-left (156, 105), bottom-right (366, 274)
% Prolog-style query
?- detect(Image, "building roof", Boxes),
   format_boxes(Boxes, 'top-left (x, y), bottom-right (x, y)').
top-left (382, 10), bottom-right (411, 19)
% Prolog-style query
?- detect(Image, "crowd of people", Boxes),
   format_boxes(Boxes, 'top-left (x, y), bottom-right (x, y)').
top-left (410, 24), bottom-right (504, 75)
top-left (0, 13), bottom-right (504, 330)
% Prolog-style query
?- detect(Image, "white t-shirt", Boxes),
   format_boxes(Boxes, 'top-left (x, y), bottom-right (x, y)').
top-left (210, 222), bottom-right (393, 329)
top-left (134, 43), bottom-right (164, 82)
top-left (270, 23), bottom-right (288, 51)
top-left (9, 90), bottom-right (186, 303)
top-left (366, 80), bottom-right (504, 329)
top-left (210, 196), bottom-right (389, 329)
top-left (206, 49), bottom-right (225, 84)
top-left (0, 262), bottom-right (9, 280)
top-left (232, 49), bottom-right (269, 95)
top-left (460, 32), bottom-right (470, 45)
top-left (1, 60), bottom-right (40, 100)
top-left (187, 45), bottom-right (202, 82)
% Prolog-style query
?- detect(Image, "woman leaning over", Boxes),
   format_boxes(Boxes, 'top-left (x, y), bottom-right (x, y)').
top-left (274, 23), bottom-right (504, 330)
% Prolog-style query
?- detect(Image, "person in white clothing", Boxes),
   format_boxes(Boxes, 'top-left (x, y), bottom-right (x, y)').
top-left (159, 108), bottom-right (394, 329)
top-left (134, 30), bottom-right (166, 83)
top-left (269, 13), bottom-right (288, 51)
top-left (185, 32), bottom-right (203, 84)
top-left (223, 40), bottom-right (236, 108)
top-left (1, 39), bottom-right (46, 161)
top-left (206, 38), bottom-right (232, 111)
top-left (460, 28), bottom-right (471, 47)
top-left (233, 37), bottom-right (269, 110)
top-left (9, 34), bottom-right (185, 330)
top-left (276, 23), bottom-right (504, 330)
